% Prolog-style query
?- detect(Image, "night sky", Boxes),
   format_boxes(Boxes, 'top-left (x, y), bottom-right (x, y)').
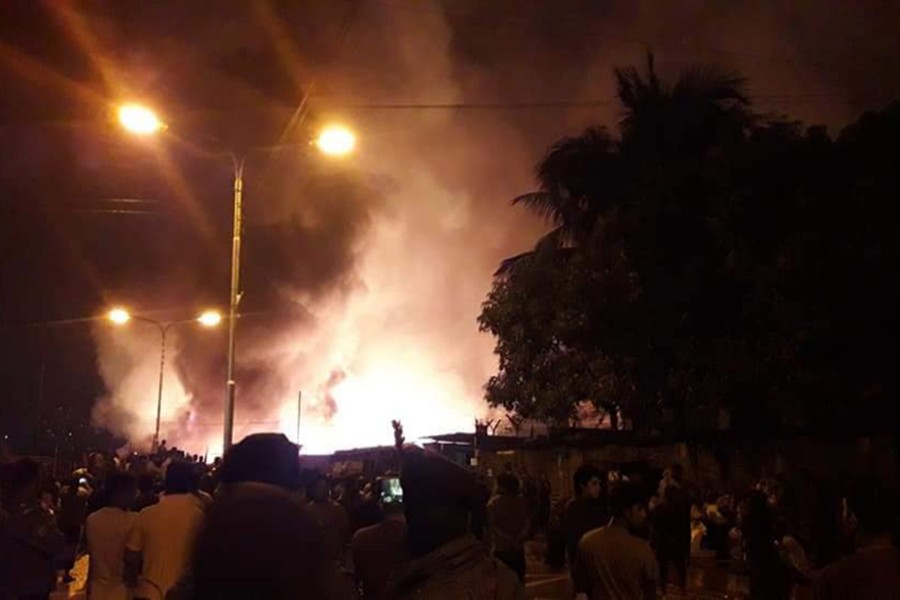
top-left (2, 1), bottom-right (900, 455)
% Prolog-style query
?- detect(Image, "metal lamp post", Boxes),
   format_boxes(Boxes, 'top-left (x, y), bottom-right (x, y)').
top-left (108, 308), bottom-right (221, 452)
top-left (117, 103), bottom-right (356, 452)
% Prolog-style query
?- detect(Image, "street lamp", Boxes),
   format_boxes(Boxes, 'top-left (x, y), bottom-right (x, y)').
top-left (315, 125), bottom-right (356, 156)
top-left (197, 310), bottom-right (222, 327)
top-left (108, 307), bottom-right (222, 452)
top-left (118, 103), bottom-right (356, 451)
top-left (118, 104), bottom-right (164, 136)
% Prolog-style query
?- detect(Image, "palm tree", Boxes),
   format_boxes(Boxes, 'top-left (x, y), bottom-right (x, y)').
top-left (510, 52), bottom-right (752, 254)
top-left (615, 52), bottom-right (751, 158)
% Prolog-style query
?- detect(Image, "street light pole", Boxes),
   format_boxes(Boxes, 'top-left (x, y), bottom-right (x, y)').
top-left (153, 321), bottom-right (169, 454)
top-left (224, 156), bottom-right (244, 452)
top-left (117, 103), bottom-right (356, 454)
top-left (108, 308), bottom-right (221, 452)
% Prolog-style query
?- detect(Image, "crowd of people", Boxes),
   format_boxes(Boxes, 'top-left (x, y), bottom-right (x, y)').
top-left (1, 432), bottom-right (899, 599)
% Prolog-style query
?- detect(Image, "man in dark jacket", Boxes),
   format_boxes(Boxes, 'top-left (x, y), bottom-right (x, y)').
top-left (563, 464), bottom-right (608, 580)
top-left (0, 458), bottom-right (66, 599)
top-left (388, 445), bottom-right (523, 599)
top-left (652, 464), bottom-right (691, 593)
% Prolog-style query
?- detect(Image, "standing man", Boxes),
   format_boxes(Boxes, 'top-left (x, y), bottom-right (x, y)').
top-left (86, 472), bottom-right (138, 600)
top-left (0, 458), bottom-right (66, 600)
top-left (652, 464), bottom-right (691, 593)
top-left (388, 446), bottom-right (523, 599)
top-left (563, 465), bottom-right (608, 579)
top-left (125, 461), bottom-right (204, 600)
top-left (574, 481), bottom-right (658, 600)
top-left (487, 472), bottom-right (531, 582)
top-left (306, 474), bottom-right (352, 567)
top-left (352, 478), bottom-right (409, 600)
top-left (815, 480), bottom-right (900, 599)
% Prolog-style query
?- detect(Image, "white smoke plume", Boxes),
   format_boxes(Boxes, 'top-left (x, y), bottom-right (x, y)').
top-left (85, 1), bottom-right (900, 455)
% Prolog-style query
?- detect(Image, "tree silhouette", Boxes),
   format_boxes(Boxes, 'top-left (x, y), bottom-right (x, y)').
top-left (481, 55), bottom-right (900, 434)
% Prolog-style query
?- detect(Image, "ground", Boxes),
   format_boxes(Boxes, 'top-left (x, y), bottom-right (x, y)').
top-left (523, 543), bottom-right (750, 599)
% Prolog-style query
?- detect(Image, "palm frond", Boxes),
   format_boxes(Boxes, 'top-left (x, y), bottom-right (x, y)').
top-left (495, 251), bottom-right (534, 276)
top-left (512, 192), bottom-right (566, 224)
top-left (494, 228), bottom-right (576, 276)
top-left (673, 64), bottom-right (749, 105)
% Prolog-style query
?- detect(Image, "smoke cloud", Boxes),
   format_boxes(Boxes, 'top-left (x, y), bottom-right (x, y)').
top-left (85, 1), bottom-right (900, 455)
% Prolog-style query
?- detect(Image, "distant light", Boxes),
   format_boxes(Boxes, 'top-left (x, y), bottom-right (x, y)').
top-left (108, 307), bottom-right (131, 325)
top-left (118, 103), bottom-right (163, 135)
top-left (316, 125), bottom-right (356, 156)
top-left (197, 310), bottom-right (222, 328)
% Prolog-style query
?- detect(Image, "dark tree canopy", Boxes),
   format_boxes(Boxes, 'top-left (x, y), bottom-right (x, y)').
top-left (480, 54), bottom-right (900, 434)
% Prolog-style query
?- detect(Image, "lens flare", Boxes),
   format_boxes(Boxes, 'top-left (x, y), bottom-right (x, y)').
top-left (118, 103), bottom-right (163, 135)
top-left (108, 307), bottom-right (131, 325)
top-left (197, 310), bottom-right (222, 328)
top-left (316, 125), bottom-right (356, 156)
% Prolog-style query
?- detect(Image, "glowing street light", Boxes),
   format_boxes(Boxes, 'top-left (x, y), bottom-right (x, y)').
top-left (107, 308), bottom-right (221, 452)
top-left (115, 104), bottom-right (357, 453)
top-left (108, 307), bottom-right (131, 325)
top-left (197, 310), bottom-right (223, 328)
top-left (316, 125), bottom-right (356, 156)
top-left (118, 103), bottom-right (164, 136)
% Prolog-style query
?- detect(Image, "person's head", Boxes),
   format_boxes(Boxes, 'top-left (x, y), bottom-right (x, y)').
top-left (39, 480), bottom-right (58, 508)
top-left (296, 468), bottom-right (317, 503)
top-left (106, 472), bottom-right (137, 509)
top-left (609, 480), bottom-right (648, 531)
top-left (496, 472), bottom-right (520, 496)
top-left (669, 464), bottom-right (684, 484)
top-left (165, 461), bottom-right (197, 495)
top-left (401, 447), bottom-right (487, 556)
top-left (307, 474), bottom-right (330, 503)
top-left (6, 458), bottom-right (41, 501)
top-left (189, 484), bottom-right (327, 599)
top-left (573, 464), bottom-right (603, 500)
top-left (219, 433), bottom-right (301, 492)
top-left (848, 478), bottom-right (895, 537)
top-left (137, 473), bottom-right (156, 494)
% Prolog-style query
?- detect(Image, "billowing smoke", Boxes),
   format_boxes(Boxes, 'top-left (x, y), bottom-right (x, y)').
top-left (86, 1), bottom-right (900, 455)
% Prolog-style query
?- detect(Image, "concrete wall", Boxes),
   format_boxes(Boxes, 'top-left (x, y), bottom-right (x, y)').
top-left (475, 434), bottom-right (899, 498)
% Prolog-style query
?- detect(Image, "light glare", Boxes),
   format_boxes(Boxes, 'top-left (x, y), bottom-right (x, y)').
top-left (118, 104), bottom-right (163, 135)
top-left (197, 310), bottom-right (223, 328)
top-left (108, 307), bottom-right (131, 325)
top-left (316, 125), bottom-right (356, 156)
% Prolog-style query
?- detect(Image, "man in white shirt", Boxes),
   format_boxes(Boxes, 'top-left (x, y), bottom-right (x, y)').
top-left (125, 462), bottom-right (204, 600)
top-left (86, 473), bottom-right (138, 600)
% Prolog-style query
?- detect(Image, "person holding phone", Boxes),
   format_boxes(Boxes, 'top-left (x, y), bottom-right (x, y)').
top-left (351, 475), bottom-right (409, 599)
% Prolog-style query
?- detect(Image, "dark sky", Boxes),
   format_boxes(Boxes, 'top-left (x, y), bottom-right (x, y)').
top-left (2, 0), bottom-right (899, 454)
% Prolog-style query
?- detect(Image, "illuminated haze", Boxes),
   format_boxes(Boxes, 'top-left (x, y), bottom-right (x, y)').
top-left (85, 1), bottom-right (900, 455)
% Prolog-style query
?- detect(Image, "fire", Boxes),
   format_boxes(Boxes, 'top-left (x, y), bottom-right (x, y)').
top-left (275, 356), bottom-right (478, 454)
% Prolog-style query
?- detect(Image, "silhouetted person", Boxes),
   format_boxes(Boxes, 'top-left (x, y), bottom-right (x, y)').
top-left (167, 432), bottom-right (354, 599)
top-left (573, 481), bottom-right (657, 600)
top-left (306, 474), bottom-right (352, 567)
top-left (388, 446), bottom-right (523, 599)
top-left (652, 464), bottom-right (691, 593)
top-left (487, 472), bottom-right (530, 582)
top-left (0, 458), bottom-right (66, 599)
top-left (742, 490), bottom-right (791, 599)
top-left (58, 475), bottom-right (90, 548)
top-left (133, 473), bottom-right (159, 512)
top-left (217, 433), bottom-right (301, 492)
top-left (86, 472), bottom-right (138, 600)
top-left (563, 465), bottom-right (608, 579)
top-left (172, 483), bottom-right (334, 600)
top-left (815, 479), bottom-right (900, 599)
top-left (125, 461), bottom-right (205, 600)
top-left (352, 482), bottom-right (408, 600)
